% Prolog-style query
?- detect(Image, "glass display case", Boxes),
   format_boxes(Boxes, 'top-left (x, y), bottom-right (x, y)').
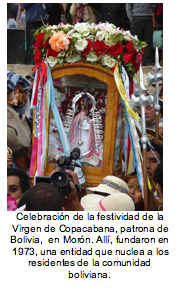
top-left (45, 62), bottom-right (124, 187)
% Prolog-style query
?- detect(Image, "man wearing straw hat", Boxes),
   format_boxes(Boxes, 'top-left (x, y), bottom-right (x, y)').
top-left (81, 175), bottom-right (135, 211)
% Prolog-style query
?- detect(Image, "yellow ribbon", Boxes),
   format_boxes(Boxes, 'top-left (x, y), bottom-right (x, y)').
top-left (114, 64), bottom-right (139, 121)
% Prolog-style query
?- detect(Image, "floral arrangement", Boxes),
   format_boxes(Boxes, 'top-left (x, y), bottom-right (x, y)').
top-left (7, 195), bottom-right (17, 211)
top-left (33, 22), bottom-right (147, 78)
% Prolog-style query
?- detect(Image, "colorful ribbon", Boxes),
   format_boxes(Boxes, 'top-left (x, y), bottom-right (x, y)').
top-left (114, 64), bottom-right (144, 198)
top-left (29, 61), bottom-right (85, 184)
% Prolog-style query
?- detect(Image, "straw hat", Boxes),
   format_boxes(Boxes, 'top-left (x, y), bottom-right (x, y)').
top-left (81, 193), bottom-right (135, 211)
top-left (86, 176), bottom-right (129, 195)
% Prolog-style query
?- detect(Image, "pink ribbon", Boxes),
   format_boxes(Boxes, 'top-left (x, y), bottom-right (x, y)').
top-left (29, 136), bottom-right (38, 176)
top-left (99, 197), bottom-right (106, 211)
top-left (37, 88), bottom-right (44, 176)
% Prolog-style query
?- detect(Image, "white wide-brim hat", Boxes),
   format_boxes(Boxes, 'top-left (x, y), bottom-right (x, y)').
top-left (81, 193), bottom-right (135, 211)
top-left (86, 175), bottom-right (129, 195)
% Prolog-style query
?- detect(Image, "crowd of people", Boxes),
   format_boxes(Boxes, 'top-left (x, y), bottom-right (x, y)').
top-left (7, 3), bottom-right (163, 212)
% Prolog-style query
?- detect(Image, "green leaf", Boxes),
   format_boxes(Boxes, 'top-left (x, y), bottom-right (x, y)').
top-left (138, 41), bottom-right (147, 49)
top-left (125, 62), bottom-right (133, 67)
top-left (118, 35), bottom-right (123, 43)
top-left (33, 25), bottom-right (47, 38)
top-left (71, 37), bottom-right (78, 43)
top-left (89, 28), bottom-right (95, 35)
top-left (43, 30), bottom-right (53, 43)
top-left (110, 35), bottom-right (118, 43)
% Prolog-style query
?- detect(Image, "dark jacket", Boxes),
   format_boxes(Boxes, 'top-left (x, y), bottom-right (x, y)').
top-left (98, 4), bottom-right (129, 29)
top-left (21, 3), bottom-right (52, 23)
top-left (47, 4), bottom-right (64, 25)
top-left (65, 3), bottom-right (73, 24)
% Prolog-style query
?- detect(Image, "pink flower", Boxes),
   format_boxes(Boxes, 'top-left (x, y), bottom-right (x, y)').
top-left (7, 196), bottom-right (17, 211)
top-left (49, 32), bottom-right (70, 52)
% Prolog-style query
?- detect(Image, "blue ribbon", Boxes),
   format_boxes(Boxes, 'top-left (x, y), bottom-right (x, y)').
top-left (46, 64), bottom-right (85, 184)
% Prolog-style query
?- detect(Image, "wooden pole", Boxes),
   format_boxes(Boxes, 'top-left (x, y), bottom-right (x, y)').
top-left (142, 147), bottom-right (148, 211)
top-left (155, 114), bottom-right (159, 144)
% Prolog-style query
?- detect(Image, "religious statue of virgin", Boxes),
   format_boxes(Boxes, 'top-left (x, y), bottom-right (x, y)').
top-left (68, 101), bottom-right (96, 156)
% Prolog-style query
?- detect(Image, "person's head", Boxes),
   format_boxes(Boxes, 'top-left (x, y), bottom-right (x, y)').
top-left (124, 174), bottom-right (143, 207)
top-left (25, 73), bottom-right (35, 86)
top-left (7, 72), bottom-right (31, 109)
top-left (154, 162), bottom-right (163, 197)
top-left (7, 168), bottom-right (31, 202)
top-left (80, 100), bottom-right (87, 113)
top-left (147, 142), bottom-right (163, 179)
top-left (144, 104), bottom-right (155, 125)
top-left (17, 183), bottom-right (63, 211)
top-left (25, 73), bottom-right (35, 94)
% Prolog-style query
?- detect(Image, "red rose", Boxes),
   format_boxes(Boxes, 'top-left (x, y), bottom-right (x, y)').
top-left (34, 33), bottom-right (49, 49)
top-left (81, 40), bottom-right (93, 56)
top-left (92, 40), bottom-right (109, 56)
top-left (125, 41), bottom-right (135, 53)
top-left (108, 43), bottom-right (123, 57)
top-left (47, 47), bottom-right (59, 58)
top-left (123, 52), bottom-right (134, 65)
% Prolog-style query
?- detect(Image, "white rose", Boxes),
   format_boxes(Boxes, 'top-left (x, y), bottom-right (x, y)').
top-left (102, 55), bottom-right (117, 68)
top-left (74, 22), bottom-right (87, 31)
top-left (123, 35), bottom-right (132, 41)
top-left (106, 23), bottom-right (116, 30)
top-left (74, 23), bottom-right (90, 36)
top-left (122, 30), bottom-right (132, 41)
top-left (95, 30), bottom-right (107, 41)
top-left (86, 52), bottom-right (99, 63)
top-left (99, 23), bottom-right (116, 31)
top-left (66, 54), bottom-right (81, 63)
top-left (124, 30), bottom-right (132, 35)
top-left (67, 29), bottom-right (82, 38)
top-left (46, 56), bottom-right (57, 67)
top-left (51, 25), bottom-right (58, 30)
top-left (75, 39), bottom-right (88, 52)
top-left (105, 34), bottom-right (114, 46)
top-left (133, 35), bottom-right (139, 40)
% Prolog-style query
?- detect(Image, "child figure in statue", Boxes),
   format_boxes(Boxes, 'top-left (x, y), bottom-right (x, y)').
top-left (68, 101), bottom-right (96, 156)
